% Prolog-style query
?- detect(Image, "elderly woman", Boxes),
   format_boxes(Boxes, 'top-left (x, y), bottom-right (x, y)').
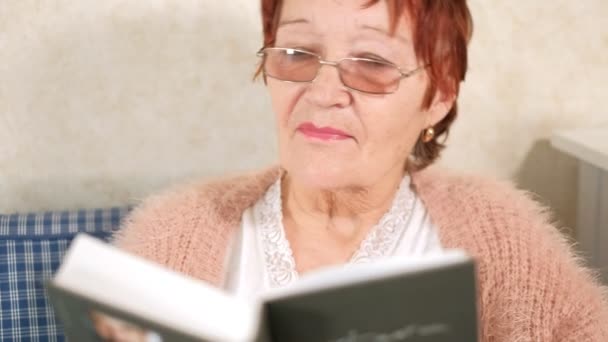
top-left (114, 0), bottom-right (607, 340)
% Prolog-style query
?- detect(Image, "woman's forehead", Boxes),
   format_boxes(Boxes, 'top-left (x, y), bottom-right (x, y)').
top-left (277, 0), bottom-right (412, 44)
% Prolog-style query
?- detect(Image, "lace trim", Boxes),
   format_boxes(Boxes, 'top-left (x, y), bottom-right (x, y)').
top-left (349, 177), bottom-right (415, 263)
top-left (257, 181), bottom-right (299, 287)
top-left (257, 176), bottom-right (415, 288)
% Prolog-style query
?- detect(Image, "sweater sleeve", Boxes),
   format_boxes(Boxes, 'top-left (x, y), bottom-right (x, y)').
top-left (479, 186), bottom-right (608, 341)
top-left (110, 184), bottom-right (204, 273)
top-left (409, 167), bottom-right (608, 340)
top-left (108, 170), bottom-right (270, 285)
top-left (539, 226), bottom-right (608, 341)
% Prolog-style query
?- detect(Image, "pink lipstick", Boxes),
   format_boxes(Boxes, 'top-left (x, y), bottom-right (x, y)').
top-left (297, 122), bottom-right (352, 141)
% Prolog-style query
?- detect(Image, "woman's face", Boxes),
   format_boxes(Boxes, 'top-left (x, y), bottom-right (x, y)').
top-left (268, 0), bottom-right (449, 189)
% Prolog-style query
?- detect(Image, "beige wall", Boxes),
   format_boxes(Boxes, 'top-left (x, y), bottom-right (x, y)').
top-left (1, 1), bottom-right (607, 233)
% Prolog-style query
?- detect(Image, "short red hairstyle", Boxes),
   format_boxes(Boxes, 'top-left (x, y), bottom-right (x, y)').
top-left (256, 0), bottom-right (473, 169)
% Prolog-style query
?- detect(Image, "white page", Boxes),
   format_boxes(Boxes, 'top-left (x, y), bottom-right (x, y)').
top-left (54, 234), bottom-right (260, 341)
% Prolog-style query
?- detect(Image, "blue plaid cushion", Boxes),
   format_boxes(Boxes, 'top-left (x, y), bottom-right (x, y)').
top-left (0, 207), bottom-right (131, 342)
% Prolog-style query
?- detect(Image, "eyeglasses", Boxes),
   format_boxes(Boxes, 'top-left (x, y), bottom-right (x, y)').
top-left (256, 47), bottom-right (427, 95)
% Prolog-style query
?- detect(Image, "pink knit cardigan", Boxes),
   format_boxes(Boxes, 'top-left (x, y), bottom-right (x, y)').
top-left (113, 166), bottom-right (608, 341)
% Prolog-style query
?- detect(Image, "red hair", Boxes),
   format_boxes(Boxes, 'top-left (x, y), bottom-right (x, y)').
top-left (256, 0), bottom-right (473, 169)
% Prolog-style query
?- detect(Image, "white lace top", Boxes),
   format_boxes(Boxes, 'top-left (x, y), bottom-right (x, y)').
top-left (223, 175), bottom-right (442, 300)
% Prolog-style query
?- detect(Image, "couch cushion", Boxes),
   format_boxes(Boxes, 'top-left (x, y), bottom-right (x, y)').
top-left (0, 207), bottom-right (131, 342)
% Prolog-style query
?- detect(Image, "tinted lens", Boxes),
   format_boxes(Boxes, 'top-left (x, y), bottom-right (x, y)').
top-left (339, 59), bottom-right (402, 94)
top-left (263, 49), bottom-right (319, 82)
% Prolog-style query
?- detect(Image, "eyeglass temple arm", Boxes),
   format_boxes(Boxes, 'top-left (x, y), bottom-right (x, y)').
top-left (400, 64), bottom-right (430, 78)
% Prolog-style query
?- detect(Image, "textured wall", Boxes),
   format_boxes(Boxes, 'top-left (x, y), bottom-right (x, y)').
top-left (0, 1), bottom-right (276, 211)
top-left (1, 1), bottom-right (607, 233)
top-left (445, 0), bottom-right (608, 232)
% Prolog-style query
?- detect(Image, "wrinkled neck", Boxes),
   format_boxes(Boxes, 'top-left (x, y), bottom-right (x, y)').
top-left (281, 167), bottom-right (407, 241)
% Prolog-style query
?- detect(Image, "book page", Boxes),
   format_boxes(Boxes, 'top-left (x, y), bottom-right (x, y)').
top-left (53, 234), bottom-right (261, 341)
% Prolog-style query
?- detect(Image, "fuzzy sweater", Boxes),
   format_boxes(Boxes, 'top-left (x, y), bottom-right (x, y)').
top-left (113, 166), bottom-right (608, 341)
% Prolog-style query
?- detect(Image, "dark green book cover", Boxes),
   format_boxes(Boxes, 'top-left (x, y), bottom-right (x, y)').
top-left (264, 262), bottom-right (477, 342)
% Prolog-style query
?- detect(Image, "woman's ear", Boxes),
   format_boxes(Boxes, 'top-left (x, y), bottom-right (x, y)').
top-left (426, 90), bottom-right (456, 127)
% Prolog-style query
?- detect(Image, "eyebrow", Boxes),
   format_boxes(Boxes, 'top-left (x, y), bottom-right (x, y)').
top-left (360, 24), bottom-right (410, 45)
top-left (278, 18), bottom-right (310, 28)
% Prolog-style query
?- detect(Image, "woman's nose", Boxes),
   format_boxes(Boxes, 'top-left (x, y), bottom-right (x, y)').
top-left (306, 62), bottom-right (352, 108)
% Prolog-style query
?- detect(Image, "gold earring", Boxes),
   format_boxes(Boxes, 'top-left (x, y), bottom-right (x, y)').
top-left (422, 127), bottom-right (435, 143)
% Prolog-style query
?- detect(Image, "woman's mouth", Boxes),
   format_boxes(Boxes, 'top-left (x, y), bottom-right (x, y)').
top-left (296, 122), bottom-right (352, 141)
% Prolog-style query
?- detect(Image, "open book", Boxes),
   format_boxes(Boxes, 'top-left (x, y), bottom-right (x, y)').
top-left (48, 234), bottom-right (478, 342)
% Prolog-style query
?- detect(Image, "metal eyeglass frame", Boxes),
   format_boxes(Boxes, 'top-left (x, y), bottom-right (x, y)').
top-left (256, 47), bottom-right (428, 95)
